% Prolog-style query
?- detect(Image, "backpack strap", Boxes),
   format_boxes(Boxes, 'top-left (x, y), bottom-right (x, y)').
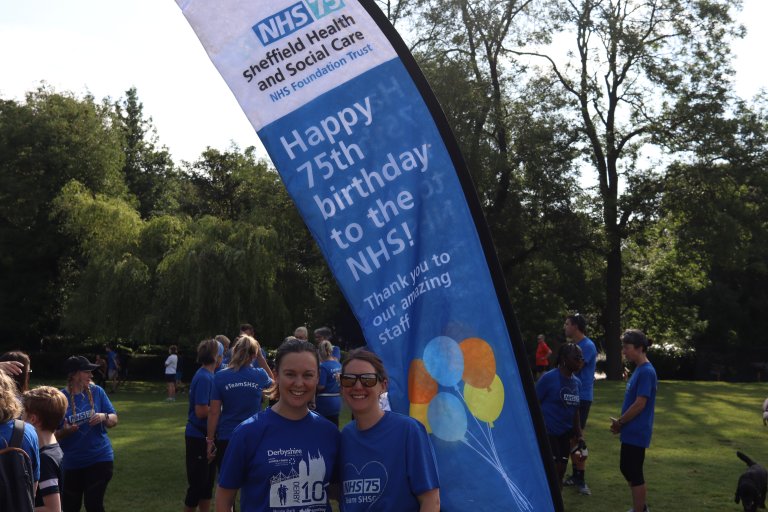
top-left (10, 419), bottom-right (25, 449)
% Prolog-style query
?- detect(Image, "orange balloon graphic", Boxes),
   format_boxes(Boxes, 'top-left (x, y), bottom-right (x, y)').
top-left (460, 337), bottom-right (496, 389)
top-left (408, 359), bottom-right (438, 404)
top-left (409, 402), bottom-right (432, 433)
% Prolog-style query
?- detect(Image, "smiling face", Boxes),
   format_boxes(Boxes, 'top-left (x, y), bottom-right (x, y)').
top-left (341, 359), bottom-right (386, 416)
top-left (276, 351), bottom-right (318, 413)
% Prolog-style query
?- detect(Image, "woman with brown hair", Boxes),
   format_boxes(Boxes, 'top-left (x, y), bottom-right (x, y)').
top-left (56, 356), bottom-right (118, 512)
top-left (339, 349), bottom-right (440, 511)
top-left (215, 338), bottom-right (340, 512)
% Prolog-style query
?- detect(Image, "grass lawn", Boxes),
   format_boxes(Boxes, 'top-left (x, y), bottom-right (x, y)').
top-left (36, 378), bottom-right (768, 511)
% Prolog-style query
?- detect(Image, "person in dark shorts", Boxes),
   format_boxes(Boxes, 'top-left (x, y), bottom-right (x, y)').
top-left (563, 314), bottom-right (597, 495)
top-left (610, 329), bottom-right (657, 512)
top-left (535, 343), bottom-right (585, 488)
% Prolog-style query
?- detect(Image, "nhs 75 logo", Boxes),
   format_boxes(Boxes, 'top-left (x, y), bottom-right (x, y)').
top-left (253, 0), bottom-right (345, 46)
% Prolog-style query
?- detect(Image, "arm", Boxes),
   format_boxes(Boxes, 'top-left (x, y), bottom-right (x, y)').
top-left (35, 492), bottom-right (61, 512)
top-left (417, 489), bottom-right (440, 512)
top-left (54, 423), bottom-right (79, 440)
top-left (254, 351), bottom-right (274, 380)
top-left (195, 404), bottom-right (210, 420)
top-left (88, 412), bottom-right (118, 428)
top-left (573, 409), bottom-right (583, 440)
top-left (610, 396), bottom-right (648, 434)
top-left (215, 487), bottom-right (237, 512)
top-left (207, 399), bottom-right (222, 460)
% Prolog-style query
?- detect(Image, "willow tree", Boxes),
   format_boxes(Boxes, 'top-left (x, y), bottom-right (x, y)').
top-left (515, 0), bottom-right (743, 378)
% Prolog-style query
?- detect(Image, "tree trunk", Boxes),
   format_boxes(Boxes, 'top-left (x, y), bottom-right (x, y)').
top-left (604, 241), bottom-right (623, 380)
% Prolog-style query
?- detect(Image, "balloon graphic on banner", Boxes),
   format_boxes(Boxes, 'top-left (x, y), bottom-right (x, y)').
top-left (409, 402), bottom-right (432, 433)
top-left (464, 374), bottom-right (505, 426)
top-left (460, 337), bottom-right (496, 389)
top-left (423, 336), bottom-right (464, 387)
top-left (408, 359), bottom-right (438, 404)
top-left (408, 335), bottom-right (533, 510)
top-left (427, 392), bottom-right (467, 442)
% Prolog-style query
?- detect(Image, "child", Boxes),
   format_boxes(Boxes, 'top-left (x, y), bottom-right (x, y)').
top-left (22, 386), bottom-right (68, 512)
top-left (610, 329), bottom-right (657, 512)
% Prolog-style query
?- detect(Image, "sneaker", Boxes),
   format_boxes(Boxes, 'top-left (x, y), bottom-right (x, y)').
top-left (563, 475), bottom-right (578, 487)
top-left (577, 482), bottom-right (591, 495)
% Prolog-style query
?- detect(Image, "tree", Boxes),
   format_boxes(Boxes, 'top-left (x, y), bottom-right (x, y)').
top-left (660, 99), bottom-right (768, 350)
top-left (116, 88), bottom-right (179, 218)
top-left (403, 1), bottom-right (604, 344)
top-left (0, 87), bottom-right (128, 345)
top-left (515, 0), bottom-right (743, 378)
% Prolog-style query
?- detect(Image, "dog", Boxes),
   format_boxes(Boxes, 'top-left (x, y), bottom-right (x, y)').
top-left (735, 451), bottom-right (768, 511)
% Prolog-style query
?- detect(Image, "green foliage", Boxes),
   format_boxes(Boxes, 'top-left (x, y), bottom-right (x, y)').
top-left (0, 87), bottom-right (128, 345)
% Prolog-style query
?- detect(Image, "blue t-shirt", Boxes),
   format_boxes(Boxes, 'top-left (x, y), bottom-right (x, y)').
top-left (106, 350), bottom-right (118, 371)
top-left (620, 362), bottom-right (657, 448)
top-left (535, 368), bottom-right (581, 436)
top-left (340, 411), bottom-right (439, 512)
top-left (218, 408), bottom-right (340, 512)
top-left (58, 384), bottom-right (116, 470)
top-left (316, 360), bottom-right (342, 419)
top-left (0, 419), bottom-right (40, 481)
top-left (575, 337), bottom-right (597, 401)
top-left (211, 366), bottom-right (273, 440)
top-left (187, 366), bottom-right (215, 438)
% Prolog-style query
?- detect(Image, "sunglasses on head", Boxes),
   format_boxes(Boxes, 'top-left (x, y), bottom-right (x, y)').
top-left (340, 373), bottom-right (380, 388)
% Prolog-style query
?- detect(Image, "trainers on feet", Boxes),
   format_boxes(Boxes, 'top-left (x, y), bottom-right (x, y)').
top-left (563, 475), bottom-right (578, 487)
top-left (577, 482), bottom-right (591, 495)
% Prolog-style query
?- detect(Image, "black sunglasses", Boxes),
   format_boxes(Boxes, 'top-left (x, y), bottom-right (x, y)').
top-left (340, 373), bottom-right (380, 388)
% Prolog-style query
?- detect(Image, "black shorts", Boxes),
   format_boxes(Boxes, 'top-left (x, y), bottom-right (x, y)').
top-left (578, 400), bottom-right (592, 429)
top-left (620, 443), bottom-right (646, 486)
top-left (184, 436), bottom-right (216, 507)
top-left (165, 373), bottom-right (176, 383)
top-left (548, 430), bottom-right (575, 464)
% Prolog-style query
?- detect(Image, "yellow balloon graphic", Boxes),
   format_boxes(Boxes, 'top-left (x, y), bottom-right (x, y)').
top-left (409, 402), bottom-right (432, 433)
top-left (463, 374), bottom-right (504, 427)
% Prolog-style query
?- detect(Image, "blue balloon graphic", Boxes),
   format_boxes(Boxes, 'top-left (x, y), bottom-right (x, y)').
top-left (423, 336), bottom-right (464, 386)
top-left (428, 392), bottom-right (467, 442)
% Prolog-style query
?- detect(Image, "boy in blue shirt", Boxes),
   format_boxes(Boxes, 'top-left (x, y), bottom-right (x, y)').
top-left (610, 329), bottom-right (657, 512)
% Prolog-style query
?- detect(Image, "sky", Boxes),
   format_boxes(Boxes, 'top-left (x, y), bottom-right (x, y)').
top-left (1, 0), bottom-right (765, 165)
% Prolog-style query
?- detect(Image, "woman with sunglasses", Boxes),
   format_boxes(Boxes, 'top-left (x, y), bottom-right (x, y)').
top-left (535, 343), bottom-right (584, 488)
top-left (339, 349), bottom-right (440, 512)
top-left (215, 338), bottom-right (340, 512)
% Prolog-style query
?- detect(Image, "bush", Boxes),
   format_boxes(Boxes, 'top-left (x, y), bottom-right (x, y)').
top-left (647, 343), bottom-right (696, 379)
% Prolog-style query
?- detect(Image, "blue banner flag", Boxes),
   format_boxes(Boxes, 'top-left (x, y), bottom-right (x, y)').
top-left (177, 0), bottom-right (561, 510)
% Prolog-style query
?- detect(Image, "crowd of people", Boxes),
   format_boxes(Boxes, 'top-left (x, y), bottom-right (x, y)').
top-left (535, 315), bottom-right (658, 512)
top-left (182, 324), bottom-right (441, 512)
top-left (0, 316), bottom-right (657, 511)
top-left (0, 351), bottom-right (118, 512)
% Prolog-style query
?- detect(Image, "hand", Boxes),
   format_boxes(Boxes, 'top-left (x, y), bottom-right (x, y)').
top-left (0, 361), bottom-right (23, 376)
top-left (206, 440), bottom-right (217, 462)
top-left (89, 412), bottom-right (107, 426)
top-left (60, 422), bottom-right (80, 435)
top-left (610, 417), bottom-right (621, 434)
